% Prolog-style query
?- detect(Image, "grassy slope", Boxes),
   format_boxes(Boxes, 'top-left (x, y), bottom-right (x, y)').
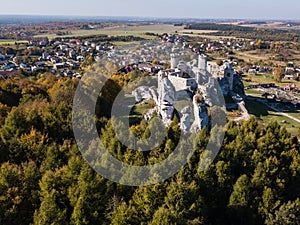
top-left (245, 99), bottom-right (300, 136)
top-left (243, 73), bottom-right (300, 88)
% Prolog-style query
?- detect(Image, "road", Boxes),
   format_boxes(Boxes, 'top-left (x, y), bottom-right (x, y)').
top-left (267, 104), bottom-right (300, 123)
top-left (246, 95), bottom-right (300, 124)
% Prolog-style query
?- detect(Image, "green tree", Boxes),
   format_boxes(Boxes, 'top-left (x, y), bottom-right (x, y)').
top-left (0, 162), bottom-right (40, 225)
top-left (266, 199), bottom-right (300, 225)
top-left (228, 175), bottom-right (254, 224)
top-left (69, 163), bottom-right (110, 225)
top-left (33, 189), bottom-right (68, 225)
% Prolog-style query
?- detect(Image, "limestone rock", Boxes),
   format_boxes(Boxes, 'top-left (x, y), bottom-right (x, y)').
top-left (132, 86), bottom-right (158, 103)
top-left (158, 77), bottom-right (176, 106)
top-left (191, 93), bottom-right (209, 132)
top-left (143, 107), bottom-right (158, 121)
top-left (180, 106), bottom-right (192, 133)
top-left (160, 104), bottom-right (174, 126)
top-left (158, 77), bottom-right (176, 126)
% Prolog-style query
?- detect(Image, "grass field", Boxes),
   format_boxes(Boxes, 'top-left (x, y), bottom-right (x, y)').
top-left (246, 99), bottom-right (300, 136)
top-left (245, 88), bottom-right (263, 96)
top-left (235, 49), bottom-right (300, 66)
top-left (179, 29), bottom-right (226, 39)
top-left (288, 110), bottom-right (300, 121)
top-left (133, 100), bottom-right (155, 115)
top-left (236, 51), bottom-right (280, 64)
top-left (34, 24), bottom-right (238, 41)
top-left (0, 40), bottom-right (28, 45)
top-left (243, 73), bottom-right (300, 88)
top-left (35, 24), bottom-right (183, 39)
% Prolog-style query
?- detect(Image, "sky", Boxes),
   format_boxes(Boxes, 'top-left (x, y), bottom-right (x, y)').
top-left (1, 0), bottom-right (299, 20)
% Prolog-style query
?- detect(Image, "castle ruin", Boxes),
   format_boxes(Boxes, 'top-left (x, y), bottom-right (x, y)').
top-left (133, 53), bottom-right (247, 132)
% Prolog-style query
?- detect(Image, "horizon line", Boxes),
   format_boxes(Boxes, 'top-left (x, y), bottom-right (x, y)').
top-left (0, 14), bottom-right (299, 22)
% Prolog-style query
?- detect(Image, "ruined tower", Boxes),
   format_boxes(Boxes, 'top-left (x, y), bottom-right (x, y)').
top-left (224, 62), bottom-right (234, 91)
top-left (195, 54), bottom-right (207, 84)
top-left (198, 54), bottom-right (207, 72)
top-left (170, 53), bottom-right (179, 70)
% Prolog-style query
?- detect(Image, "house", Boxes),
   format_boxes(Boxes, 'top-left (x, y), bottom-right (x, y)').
top-left (2, 62), bottom-right (17, 70)
top-left (74, 74), bottom-right (82, 79)
top-left (59, 44), bottom-right (69, 51)
top-left (28, 37), bottom-right (49, 46)
top-left (96, 45), bottom-right (103, 51)
top-left (69, 39), bottom-right (77, 44)
top-left (56, 51), bottom-right (65, 57)
top-left (138, 63), bottom-right (154, 73)
top-left (20, 63), bottom-right (31, 71)
top-left (69, 50), bottom-right (76, 58)
top-left (153, 64), bottom-right (165, 70)
top-left (39, 40), bottom-right (48, 47)
top-left (76, 56), bottom-right (85, 61)
top-left (285, 66), bottom-right (295, 73)
top-left (66, 61), bottom-right (79, 69)
top-left (248, 69), bottom-right (257, 75)
top-left (50, 57), bottom-right (62, 63)
top-left (53, 62), bottom-right (65, 70)
top-left (42, 52), bottom-right (49, 60)
top-left (31, 65), bottom-right (38, 72)
top-left (63, 70), bottom-right (74, 77)
top-left (76, 39), bottom-right (82, 45)
top-left (0, 54), bottom-right (5, 61)
top-left (284, 74), bottom-right (294, 80)
top-left (35, 61), bottom-right (46, 68)
top-left (81, 46), bottom-right (88, 52)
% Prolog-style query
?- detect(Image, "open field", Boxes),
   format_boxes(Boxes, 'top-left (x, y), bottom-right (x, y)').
top-left (235, 49), bottom-right (300, 66)
top-left (288, 110), bottom-right (300, 121)
top-left (180, 29), bottom-right (218, 34)
top-left (189, 33), bottom-right (239, 40)
top-left (245, 88), bottom-right (263, 96)
top-left (0, 40), bottom-right (28, 45)
top-left (33, 24), bottom-right (239, 40)
top-left (244, 75), bottom-right (300, 136)
top-left (236, 51), bottom-right (274, 63)
top-left (221, 21), bottom-right (300, 30)
top-left (35, 24), bottom-right (184, 39)
top-left (245, 99), bottom-right (300, 136)
top-left (243, 73), bottom-right (300, 88)
top-left (180, 32), bottom-right (238, 40)
top-left (179, 29), bottom-right (223, 38)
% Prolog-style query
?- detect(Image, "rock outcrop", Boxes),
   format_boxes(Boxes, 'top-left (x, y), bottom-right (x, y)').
top-left (132, 86), bottom-right (158, 104)
top-left (180, 106), bottom-right (192, 133)
top-left (232, 74), bottom-right (245, 98)
top-left (158, 77), bottom-right (176, 126)
top-left (191, 93), bottom-right (209, 132)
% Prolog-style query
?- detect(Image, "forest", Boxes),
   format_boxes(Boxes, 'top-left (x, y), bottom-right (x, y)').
top-left (0, 71), bottom-right (299, 225)
top-left (185, 23), bottom-right (300, 42)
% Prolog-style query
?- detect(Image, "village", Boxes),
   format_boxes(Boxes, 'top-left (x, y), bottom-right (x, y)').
top-left (0, 28), bottom-right (300, 82)
top-left (0, 36), bottom-right (117, 78)
top-left (0, 28), bottom-right (299, 132)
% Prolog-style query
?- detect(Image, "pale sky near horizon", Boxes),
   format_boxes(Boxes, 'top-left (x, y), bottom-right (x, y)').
top-left (1, 0), bottom-right (299, 20)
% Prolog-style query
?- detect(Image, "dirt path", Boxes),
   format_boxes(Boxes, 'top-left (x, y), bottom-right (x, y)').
top-left (267, 104), bottom-right (300, 123)
top-left (247, 95), bottom-right (300, 124)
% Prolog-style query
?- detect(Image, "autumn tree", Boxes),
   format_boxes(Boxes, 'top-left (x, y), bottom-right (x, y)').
top-left (273, 66), bottom-right (284, 82)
